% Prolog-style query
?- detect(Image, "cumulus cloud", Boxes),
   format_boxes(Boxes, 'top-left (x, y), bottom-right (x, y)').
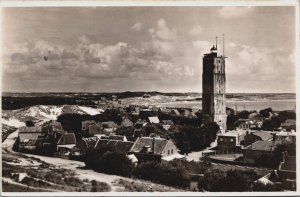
top-left (130, 22), bottom-right (142, 32)
top-left (218, 7), bottom-right (253, 19)
top-left (189, 25), bottom-right (203, 35)
top-left (149, 18), bottom-right (177, 41)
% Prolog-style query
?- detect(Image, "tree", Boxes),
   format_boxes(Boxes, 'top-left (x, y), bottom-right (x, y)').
top-left (132, 161), bottom-right (189, 188)
top-left (25, 120), bottom-right (35, 127)
top-left (98, 151), bottom-right (134, 177)
top-left (259, 108), bottom-right (273, 118)
top-left (198, 169), bottom-right (259, 192)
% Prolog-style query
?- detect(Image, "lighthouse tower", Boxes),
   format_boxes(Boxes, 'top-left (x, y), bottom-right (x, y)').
top-left (202, 37), bottom-right (227, 132)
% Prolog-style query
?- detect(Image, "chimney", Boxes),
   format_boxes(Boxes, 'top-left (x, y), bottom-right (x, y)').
top-left (152, 137), bottom-right (155, 154)
top-left (272, 133), bottom-right (276, 141)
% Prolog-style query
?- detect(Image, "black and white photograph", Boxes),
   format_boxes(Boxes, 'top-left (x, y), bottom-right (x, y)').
top-left (1, 0), bottom-right (299, 195)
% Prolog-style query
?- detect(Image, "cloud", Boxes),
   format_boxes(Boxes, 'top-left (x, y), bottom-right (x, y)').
top-left (149, 18), bottom-right (177, 41)
top-left (218, 7), bottom-right (253, 19)
top-left (130, 22), bottom-right (142, 32)
top-left (189, 25), bottom-right (203, 35)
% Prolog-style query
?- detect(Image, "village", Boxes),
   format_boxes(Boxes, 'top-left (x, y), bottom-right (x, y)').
top-left (13, 93), bottom-right (297, 191)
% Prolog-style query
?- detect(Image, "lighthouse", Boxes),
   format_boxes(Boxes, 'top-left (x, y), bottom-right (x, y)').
top-left (202, 36), bottom-right (227, 132)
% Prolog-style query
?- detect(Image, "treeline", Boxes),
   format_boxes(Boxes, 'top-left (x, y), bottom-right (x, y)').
top-left (2, 91), bottom-right (192, 110)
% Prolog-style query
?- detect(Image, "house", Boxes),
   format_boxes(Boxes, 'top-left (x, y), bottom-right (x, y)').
top-left (82, 120), bottom-right (103, 136)
top-left (101, 121), bottom-right (118, 133)
top-left (238, 119), bottom-right (259, 130)
top-left (281, 119), bottom-right (296, 131)
top-left (111, 95), bottom-right (118, 101)
top-left (130, 137), bottom-right (184, 163)
top-left (148, 116), bottom-right (160, 124)
top-left (56, 133), bottom-right (77, 158)
top-left (170, 109), bottom-right (180, 116)
top-left (159, 107), bottom-right (172, 114)
top-left (18, 126), bottom-right (42, 150)
top-left (76, 136), bottom-right (99, 155)
top-left (274, 131), bottom-right (296, 144)
top-left (278, 152), bottom-right (296, 191)
top-left (243, 131), bottom-right (273, 146)
top-left (121, 116), bottom-right (134, 127)
top-left (161, 120), bottom-right (174, 131)
top-left (94, 138), bottom-right (134, 154)
top-left (42, 120), bottom-right (63, 135)
top-left (217, 129), bottom-right (247, 152)
top-left (243, 140), bottom-right (280, 164)
top-left (127, 154), bottom-right (138, 165)
top-left (133, 120), bottom-right (148, 137)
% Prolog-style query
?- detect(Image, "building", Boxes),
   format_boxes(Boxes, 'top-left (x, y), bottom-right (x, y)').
top-left (202, 43), bottom-right (226, 131)
top-left (278, 153), bottom-right (296, 190)
top-left (243, 140), bottom-right (280, 164)
top-left (101, 121), bottom-right (118, 133)
top-left (18, 126), bottom-right (42, 150)
top-left (243, 131), bottom-right (273, 146)
top-left (76, 136), bottom-right (99, 155)
top-left (161, 120), bottom-right (174, 131)
top-left (82, 120), bottom-right (103, 136)
top-left (217, 129), bottom-right (246, 152)
top-left (281, 119), bottom-right (296, 131)
top-left (148, 116), bottom-right (160, 124)
top-left (130, 137), bottom-right (184, 163)
top-left (274, 131), bottom-right (296, 144)
top-left (121, 116), bottom-right (134, 127)
top-left (56, 133), bottom-right (77, 157)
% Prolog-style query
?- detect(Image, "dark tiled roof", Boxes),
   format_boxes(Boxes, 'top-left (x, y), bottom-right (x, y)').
top-left (19, 133), bottom-right (41, 142)
top-left (282, 119), bottom-right (296, 127)
top-left (281, 156), bottom-right (296, 171)
top-left (253, 131), bottom-right (273, 141)
top-left (94, 139), bottom-right (134, 153)
top-left (19, 126), bottom-right (42, 133)
top-left (108, 135), bottom-right (124, 141)
top-left (57, 133), bottom-right (76, 145)
top-left (248, 141), bottom-right (279, 151)
top-left (130, 137), bottom-right (169, 155)
top-left (89, 125), bottom-right (102, 134)
top-left (78, 137), bottom-right (99, 151)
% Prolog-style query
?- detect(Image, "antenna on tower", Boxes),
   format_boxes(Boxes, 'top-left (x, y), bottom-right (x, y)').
top-left (216, 36), bottom-right (218, 50)
top-left (223, 33), bottom-right (225, 57)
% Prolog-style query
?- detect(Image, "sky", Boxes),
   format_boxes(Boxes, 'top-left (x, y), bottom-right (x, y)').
top-left (2, 6), bottom-right (296, 93)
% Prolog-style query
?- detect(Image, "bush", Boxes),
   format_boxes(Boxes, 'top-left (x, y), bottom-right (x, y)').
top-left (252, 182), bottom-right (283, 191)
top-left (132, 161), bottom-right (189, 188)
top-left (198, 169), bottom-right (259, 192)
top-left (97, 151), bottom-right (134, 177)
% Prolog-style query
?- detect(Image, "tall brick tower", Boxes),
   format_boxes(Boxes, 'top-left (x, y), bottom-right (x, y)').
top-left (202, 39), bottom-right (226, 132)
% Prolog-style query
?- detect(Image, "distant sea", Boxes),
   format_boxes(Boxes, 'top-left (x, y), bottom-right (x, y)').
top-left (157, 100), bottom-right (296, 111)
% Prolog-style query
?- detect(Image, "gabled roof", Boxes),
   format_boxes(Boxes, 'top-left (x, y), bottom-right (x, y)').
top-left (130, 137), bottom-right (169, 155)
top-left (282, 119), bottom-right (296, 127)
top-left (171, 109), bottom-right (180, 116)
top-left (79, 137), bottom-right (99, 150)
top-left (247, 141), bottom-right (279, 151)
top-left (148, 116), bottom-right (160, 124)
top-left (19, 132), bottom-right (40, 142)
top-left (252, 131), bottom-right (273, 141)
top-left (57, 133), bottom-right (76, 145)
top-left (94, 139), bottom-right (134, 153)
top-left (108, 135), bottom-right (125, 141)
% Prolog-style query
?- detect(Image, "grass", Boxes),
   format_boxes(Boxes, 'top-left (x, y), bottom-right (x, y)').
top-left (3, 152), bottom-right (111, 192)
top-left (2, 181), bottom-right (54, 192)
